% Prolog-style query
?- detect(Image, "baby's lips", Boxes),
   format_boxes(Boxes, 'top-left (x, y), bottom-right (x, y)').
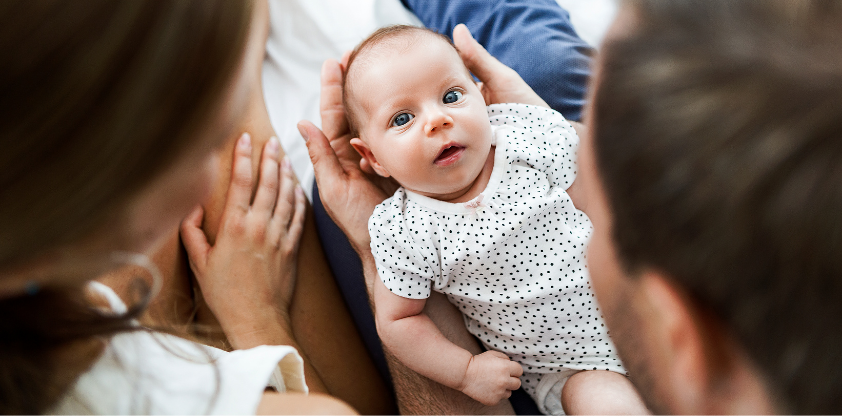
top-left (434, 145), bottom-right (466, 166)
top-left (434, 142), bottom-right (464, 160)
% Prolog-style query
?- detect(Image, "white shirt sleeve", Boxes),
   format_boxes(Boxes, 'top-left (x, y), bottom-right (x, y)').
top-left (50, 331), bottom-right (308, 415)
top-left (488, 103), bottom-right (580, 190)
top-left (369, 194), bottom-right (437, 299)
top-left (51, 284), bottom-right (308, 415)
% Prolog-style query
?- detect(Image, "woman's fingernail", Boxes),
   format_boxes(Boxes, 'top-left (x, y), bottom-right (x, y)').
top-left (267, 136), bottom-right (279, 154)
top-left (282, 156), bottom-right (291, 171)
top-left (295, 185), bottom-right (304, 196)
top-left (238, 133), bottom-right (251, 150)
top-left (296, 123), bottom-right (309, 142)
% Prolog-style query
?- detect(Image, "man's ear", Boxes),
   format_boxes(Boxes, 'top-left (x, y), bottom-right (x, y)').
top-left (639, 271), bottom-right (711, 413)
top-left (350, 138), bottom-right (390, 178)
top-left (641, 271), bottom-right (777, 414)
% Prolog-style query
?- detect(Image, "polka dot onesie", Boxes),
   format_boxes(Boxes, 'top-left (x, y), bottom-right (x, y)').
top-left (369, 104), bottom-right (625, 410)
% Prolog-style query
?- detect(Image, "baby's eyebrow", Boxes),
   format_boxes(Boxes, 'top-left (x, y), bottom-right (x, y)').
top-left (438, 74), bottom-right (464, 89)
top-left (357, 95), bottom-right (403, 129)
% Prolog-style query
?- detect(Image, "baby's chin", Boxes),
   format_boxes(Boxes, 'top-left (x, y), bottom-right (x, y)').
top-left (405, 177), bottom-right (482, 201)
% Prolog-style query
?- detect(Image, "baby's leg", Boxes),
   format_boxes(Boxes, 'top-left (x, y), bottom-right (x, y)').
top-left (561, 370), bottom-right (649, 415)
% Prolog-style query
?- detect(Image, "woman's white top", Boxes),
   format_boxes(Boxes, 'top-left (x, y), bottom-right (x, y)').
top-left (369, 104), bottom-right (624, 374)
top-left (49, 282), bottom-right (307, 414)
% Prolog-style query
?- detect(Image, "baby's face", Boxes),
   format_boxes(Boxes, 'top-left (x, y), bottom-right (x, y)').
top-left (350, 36), bottom-right (492, 199)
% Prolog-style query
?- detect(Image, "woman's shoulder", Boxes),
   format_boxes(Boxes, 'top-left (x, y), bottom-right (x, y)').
top-left (49, 306), bottom-right (306, 414)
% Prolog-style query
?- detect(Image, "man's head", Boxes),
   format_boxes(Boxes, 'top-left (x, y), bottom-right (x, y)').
top-left (581, 0), bottom-right (842, 413)
top-left (342, 26), bottom-right (492, 200)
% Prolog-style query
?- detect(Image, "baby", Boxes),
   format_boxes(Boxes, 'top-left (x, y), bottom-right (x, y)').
top-left (344, 25), bottom-right (646, 415)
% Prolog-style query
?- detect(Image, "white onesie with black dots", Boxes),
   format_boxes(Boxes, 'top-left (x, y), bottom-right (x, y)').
top-left (369, 104), bottom-right (624, 413)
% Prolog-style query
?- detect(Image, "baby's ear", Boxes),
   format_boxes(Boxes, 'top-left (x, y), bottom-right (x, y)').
top-left (350, 138), bottom-right (390, 178)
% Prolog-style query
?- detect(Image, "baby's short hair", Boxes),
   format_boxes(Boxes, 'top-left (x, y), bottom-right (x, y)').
top-left (342, 25), bottom-right (470, 138)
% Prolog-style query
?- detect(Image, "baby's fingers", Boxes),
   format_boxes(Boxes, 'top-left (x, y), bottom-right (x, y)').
top-left (506, 376), bottom-right (522, 391)
top-left (508, 361), bottom-right (524, 377)
top-left (252, 137), bottom-right (281, 219)
top-left (486, 350), bottom-right (509, 360)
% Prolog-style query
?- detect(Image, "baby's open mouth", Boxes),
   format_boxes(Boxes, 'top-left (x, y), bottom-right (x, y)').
top-left (434, 144), bottom-right (465, 166)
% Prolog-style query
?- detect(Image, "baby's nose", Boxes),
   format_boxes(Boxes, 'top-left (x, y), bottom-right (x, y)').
top-left (425, 110), bottom-right (453, 135)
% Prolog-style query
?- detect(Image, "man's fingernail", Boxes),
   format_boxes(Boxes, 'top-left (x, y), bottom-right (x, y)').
top-left (297, 123), bottom-right (309, 142)
top-left (458, 23), bottom-right (473, 38)
top-left (282, 156), bottom-right (291, 171)
top-left (238, 133), bottom-right (251, 150)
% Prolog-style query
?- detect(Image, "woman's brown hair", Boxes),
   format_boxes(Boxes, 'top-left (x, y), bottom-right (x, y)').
top-left (592, 0), bottom-right (842, 413)
top-left (0, 0), bottom-right (254, 412)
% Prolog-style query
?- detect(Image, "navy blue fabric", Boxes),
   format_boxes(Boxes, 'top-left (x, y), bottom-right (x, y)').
top-left (400, 0), bottom-right (593, 121)
top-left (509, 381), bottom-right (542, 415)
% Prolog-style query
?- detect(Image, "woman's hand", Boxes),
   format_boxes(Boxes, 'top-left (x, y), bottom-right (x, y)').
top-left (453, 24), bottom-right (550, 108)
top-left (297, 58), bottom-right (398, 254)
top-left (180, 133), bottom-right (306, 349)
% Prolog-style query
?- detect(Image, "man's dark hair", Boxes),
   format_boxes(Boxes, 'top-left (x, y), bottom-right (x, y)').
top-left (592, 0), bottom-right (842, 413)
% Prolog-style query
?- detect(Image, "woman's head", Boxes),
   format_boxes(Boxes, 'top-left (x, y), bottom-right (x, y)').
top-left (0, 1), bottom-right (257, 412)
top-left (0, 0), bottom-right (255, 294)
top-left (583, 0), bottom-right (842, 413)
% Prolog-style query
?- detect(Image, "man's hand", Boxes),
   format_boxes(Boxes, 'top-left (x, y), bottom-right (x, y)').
top-left (297, 57), bottom-right (398, 254)
top-left (459, 351), bottom-right (524, 406)
top-left (453, 24), bottom-right (550, 109)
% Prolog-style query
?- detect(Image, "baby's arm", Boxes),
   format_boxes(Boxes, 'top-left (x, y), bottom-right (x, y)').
top-left (374, 277), bottom-right (523, 406)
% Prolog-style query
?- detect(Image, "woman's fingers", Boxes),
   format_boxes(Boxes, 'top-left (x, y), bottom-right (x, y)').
top-left (225, 133), bottom-right (255, 217)
top-left (288, 186), bottom-right (306, 244)
top-left (268, 155), bottom-right (297, 241)
top-left (180, 205), bottom-right (210, 271)
top-left (277, 157), bottom-right (296, 223)
top-left (252, 137), bottom-right (281, 218)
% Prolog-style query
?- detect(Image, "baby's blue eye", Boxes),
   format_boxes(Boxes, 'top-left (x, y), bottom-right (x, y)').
top-left (443, 90), bottom-right (463, 104)
top-left (391, 113), bottom-right (414, 127)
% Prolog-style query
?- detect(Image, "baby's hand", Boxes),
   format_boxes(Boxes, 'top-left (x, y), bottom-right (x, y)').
top-left (459, 351), bottom-right (523, 406)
